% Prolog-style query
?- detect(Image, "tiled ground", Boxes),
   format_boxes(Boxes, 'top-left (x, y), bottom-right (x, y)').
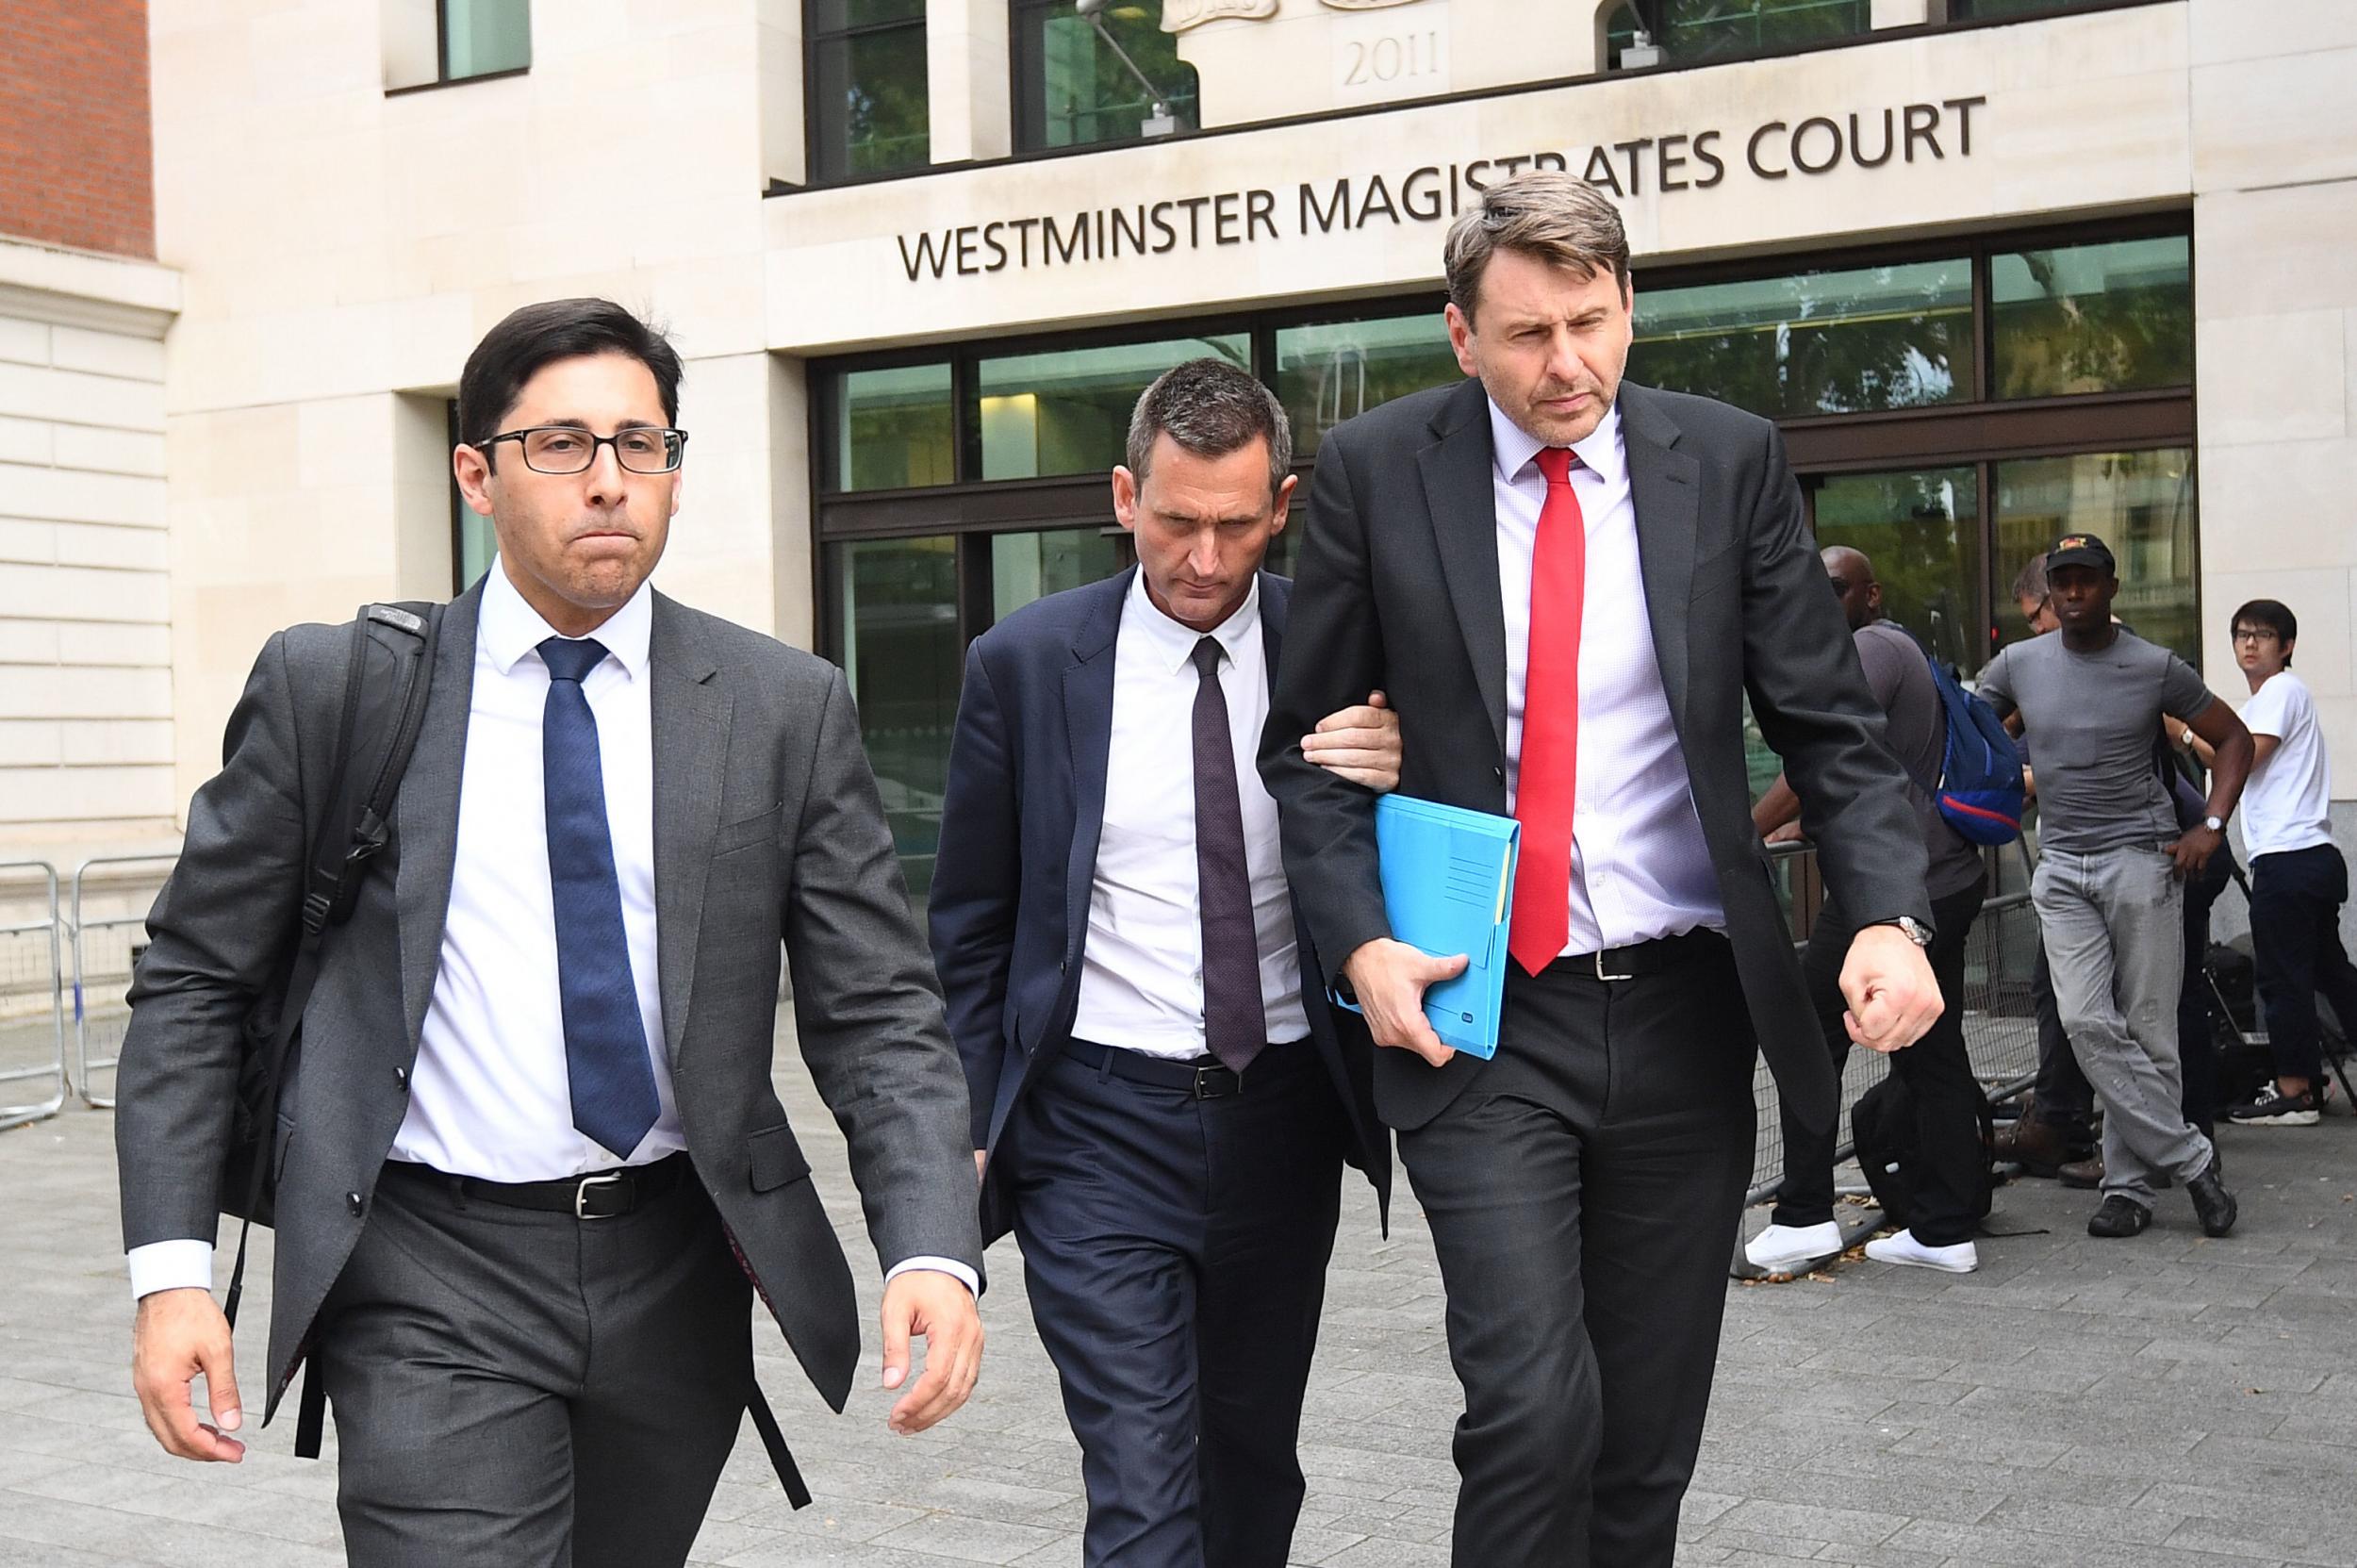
top-left (4, 1037), bottom-right (2352, 1567)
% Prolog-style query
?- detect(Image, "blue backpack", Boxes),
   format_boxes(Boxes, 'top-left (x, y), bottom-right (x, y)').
top-left (1923, 654), bottom-right (2024, 845)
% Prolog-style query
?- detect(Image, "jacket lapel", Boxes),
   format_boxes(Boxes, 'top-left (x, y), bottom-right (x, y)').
top-left (396, 579), bottom-right (485, 1049)
top-left (1061, 569), bottom-right (1129, 960)
top-left (649, 593), bottom-right (730, 1066)
top-left (1619, 385), bottom-right (1703, 731)
top-left (1416, 379), bottom-right (1508, 756)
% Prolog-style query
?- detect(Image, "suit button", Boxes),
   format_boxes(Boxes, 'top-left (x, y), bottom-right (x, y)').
top-left (345, 1192), bottom-right (364, 1217)
top-left (1492, 766), bottom-right (1505, 781)
top-left (392, 1066), bottom-right (408, 1090)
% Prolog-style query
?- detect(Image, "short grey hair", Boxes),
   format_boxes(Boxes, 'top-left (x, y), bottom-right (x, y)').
top-left (2009, 552), bottom-right (2049, 605)
top-left (1443, 169), bottom-right (1631, 323)
top-left (1125, 356), bottom-right (1292, 499)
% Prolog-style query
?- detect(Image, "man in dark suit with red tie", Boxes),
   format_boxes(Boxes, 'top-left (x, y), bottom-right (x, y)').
top-left (1261, 171), bottom-right (1946, 1567)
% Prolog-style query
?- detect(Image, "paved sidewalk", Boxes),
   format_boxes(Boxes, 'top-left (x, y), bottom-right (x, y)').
top-left (4, 1045), bottom-right (2353, 1567)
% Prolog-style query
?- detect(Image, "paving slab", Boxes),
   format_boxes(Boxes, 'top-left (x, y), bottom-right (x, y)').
top-left (5, 1035), bottom-right (2354, 1566)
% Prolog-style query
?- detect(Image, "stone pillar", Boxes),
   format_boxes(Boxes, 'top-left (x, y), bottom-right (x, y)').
top-left (928, 0), bottom-right (1014, 165)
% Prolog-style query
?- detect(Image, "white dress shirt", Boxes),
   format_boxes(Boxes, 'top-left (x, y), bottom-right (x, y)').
top-left (1070, 572), bottom-right (1313, 1060)
top-left (1491, 396), bottom-right (1724, 954)
top-left (131, 564), bottom-right (972, 1297)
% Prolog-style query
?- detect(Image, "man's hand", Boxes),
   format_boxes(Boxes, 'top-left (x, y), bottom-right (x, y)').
top-left (1301, 691), bottom-right (1400, 793)
top-left (1342, 937), bottom-right (1467, 1066)
top-left (1838, 925), bottom-right (1943, 1054)
top-left (879, 1270), bottom-right (982, 1436)
top-left (2165, 824), bottom-right (2223, 877)
top-left (131, 1288), bottom-right (244, 1462)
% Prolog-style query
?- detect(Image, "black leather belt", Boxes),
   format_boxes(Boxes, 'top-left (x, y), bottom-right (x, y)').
top-left (1560, 928), bottom-right (1724, 982)
top-left (1063, 1036), bottom-right (1297, 1099)
top-left (381, 1149), bottom-right (691, 1219)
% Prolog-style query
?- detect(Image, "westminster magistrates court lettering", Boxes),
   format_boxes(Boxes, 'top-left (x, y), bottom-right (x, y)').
top-left (894, 97), bottom-right (1986, 283)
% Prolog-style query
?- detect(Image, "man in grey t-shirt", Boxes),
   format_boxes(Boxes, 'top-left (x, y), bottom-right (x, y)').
top-left (1747, 547), bottom-right (1993, 1275)
top-left (1975, 532), bottom-right (2254, 1240)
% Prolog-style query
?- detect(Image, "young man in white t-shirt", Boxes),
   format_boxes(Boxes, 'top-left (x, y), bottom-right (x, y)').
top-left (2207, 600), bottom-right (2357, 1125)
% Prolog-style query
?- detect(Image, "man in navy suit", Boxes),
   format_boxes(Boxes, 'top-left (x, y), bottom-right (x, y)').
top-left (929, 358), bottom-right (1396, 1568)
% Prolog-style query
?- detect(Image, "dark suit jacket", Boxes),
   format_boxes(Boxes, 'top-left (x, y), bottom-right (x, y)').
top-left (1259, 377), bottom-right (1934, 1133)
top-left (116, 580), bottom-right (983, 1425)
top-left (928, 568), bottom-right (1390, 1245)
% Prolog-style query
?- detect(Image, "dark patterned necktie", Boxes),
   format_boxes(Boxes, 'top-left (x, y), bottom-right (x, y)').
top-left (1191, 635), bottom-right (1267, 1074)
top-left (538, 635), bottom-right (661, 1157)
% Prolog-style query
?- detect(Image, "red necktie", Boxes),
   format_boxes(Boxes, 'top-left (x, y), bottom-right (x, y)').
top-left (1508, 447), bottom-right (1585, 976)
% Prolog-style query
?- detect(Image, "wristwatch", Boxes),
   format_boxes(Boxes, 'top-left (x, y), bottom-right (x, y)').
top-left (2202, 815), bottom-right (2225, 834)
top-left (1876, 916), bottom-right (1934, 948)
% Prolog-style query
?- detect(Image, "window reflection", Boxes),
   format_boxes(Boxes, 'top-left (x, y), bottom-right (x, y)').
top-left (977, 335), bottom-right (1247, 481)
top-left (1275, 313), bottom-right (1461, 458)
top-left (1991, 238), bottom-right (2192, 399)
top-left (1015, 0), bottom-right (1200, 151)
top-left (991, 528), bottom-right (1124, 623)
top-left (809, 0), bottom-right (930, 183)
top-left (830, 363), bottom-right (955, 492)
top-left (1995, 449), bottom-right (2199, 664)
top-left (832, 536), bottom-right (961, 903)
top-left (1815, 467), bottom-right (1984, 672)
top-left (1634, 260), bottom-right (1973, 417)
top-left (1606, 0), bottom-right (1869, 67)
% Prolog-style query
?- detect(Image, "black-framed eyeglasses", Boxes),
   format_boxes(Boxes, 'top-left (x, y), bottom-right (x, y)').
top-left (484, 425), bottom-right (688, 474)
top-left (2231, 627), bottom-right (2281, 644)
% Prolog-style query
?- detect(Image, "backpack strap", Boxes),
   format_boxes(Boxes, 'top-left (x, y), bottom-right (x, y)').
top-left (223, 602), bottom-right (442, 1331)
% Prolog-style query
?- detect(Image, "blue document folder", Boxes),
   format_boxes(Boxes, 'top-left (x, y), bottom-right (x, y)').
top-left (1335, 795), bottom-right (1520, 1060)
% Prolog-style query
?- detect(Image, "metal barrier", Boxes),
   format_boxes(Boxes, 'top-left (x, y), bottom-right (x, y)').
top-left (71, 855), bottom-right (178, 1110)
top-left (1744, 840), bottom-right (2043, 1206)
top-left (0, 861), bottom-right (68, 1130)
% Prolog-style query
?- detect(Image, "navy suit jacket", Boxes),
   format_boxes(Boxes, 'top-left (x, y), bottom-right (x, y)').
top-left (929, 567), bottom-right (1391, 1245)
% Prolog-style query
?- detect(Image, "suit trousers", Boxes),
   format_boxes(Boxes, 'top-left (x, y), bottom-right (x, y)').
top-left (314, 1157), bottom-right (754, 1568)
top-left (1773, 884), bottom-right (1987, 1246)
top-left (1009, 1039), bottom-right (1346, 1568)
top-left (1396, 933), bottom-right (1756, 1568)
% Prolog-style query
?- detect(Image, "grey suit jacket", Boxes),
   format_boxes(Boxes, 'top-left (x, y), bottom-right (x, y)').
top-left (1260, 377), bottom-right (1934, 1133)
top-left (117, 579), bottom-right (982, 1424)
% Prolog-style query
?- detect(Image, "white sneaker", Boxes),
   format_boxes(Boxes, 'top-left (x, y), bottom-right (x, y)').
top-left (1744, 1220), bottom-right (1843, 1273)
top-left (1863, 1230), bottom-right (1978, 1274)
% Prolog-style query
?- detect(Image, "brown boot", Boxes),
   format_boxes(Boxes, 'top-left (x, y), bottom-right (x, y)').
top-left (1994, 1115), bottom-right (2069, 1178)
top-left (2058, 1154), bottom-right (2105, 1189)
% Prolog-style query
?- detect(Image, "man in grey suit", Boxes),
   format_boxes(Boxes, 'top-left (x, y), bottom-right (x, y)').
top-left (1261, 173), bottom-right (1943, 1566)
top-left (118, 298), bottom-right (984, 1567)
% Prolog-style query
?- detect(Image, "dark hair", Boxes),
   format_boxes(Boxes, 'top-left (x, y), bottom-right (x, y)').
top-left (457, 298), bottom-right (684, 467)
top-left (1125, 356), bottom-right (1292, 497)
top-left (2231, 598), bottom-right (2298, 666)
top-left (1443, 169), bottom-right (1630, 324)
top-left (2009, 552), bottom-right (2049, 605)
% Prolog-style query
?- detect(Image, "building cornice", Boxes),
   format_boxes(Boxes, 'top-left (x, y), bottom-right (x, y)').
top-left (0, 238), bottom-right (181, 339)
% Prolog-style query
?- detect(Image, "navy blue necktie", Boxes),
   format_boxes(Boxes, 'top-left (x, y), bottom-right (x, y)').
top-left (539, 636), bottom-right (661, 1158)
top-left (1192, 635), bottom-right (1266, 1075)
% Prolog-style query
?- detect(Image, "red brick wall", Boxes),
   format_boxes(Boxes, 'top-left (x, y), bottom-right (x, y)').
top-left (0, 0), bottom-right (154, 257)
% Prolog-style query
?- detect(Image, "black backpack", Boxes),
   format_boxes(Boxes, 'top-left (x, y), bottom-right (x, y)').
top-left (219, 602), bottom-right (441, 1329)
top-left (1849, 1075), bottom-right (1996, 1231)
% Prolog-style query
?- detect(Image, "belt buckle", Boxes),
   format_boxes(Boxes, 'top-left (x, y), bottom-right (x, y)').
top-left (1593, 949), bottom-right (1635, 982)
top-left (1192, 1063), bottom-right (1240, 1099)
top-left (574, 1170), bottom-right (626, 1220)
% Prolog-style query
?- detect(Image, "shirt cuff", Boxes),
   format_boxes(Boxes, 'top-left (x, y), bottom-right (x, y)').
top-left (884, 1255), bottom-right (979, 1296)
top-left (127, 1240), bottom-right (216, 1301)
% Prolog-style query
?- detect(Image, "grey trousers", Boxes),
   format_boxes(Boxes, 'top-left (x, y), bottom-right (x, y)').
top-left (2033, 846), bottom-right (2216, 1207)
top-left (313, 1158), bottom-right (755, 1568)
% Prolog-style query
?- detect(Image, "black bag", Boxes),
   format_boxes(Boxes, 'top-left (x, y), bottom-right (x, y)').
top-left (1849, 1075), bottom-right (1995, 1231)
top-left (219, 602), bottom-right (440, 1329)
